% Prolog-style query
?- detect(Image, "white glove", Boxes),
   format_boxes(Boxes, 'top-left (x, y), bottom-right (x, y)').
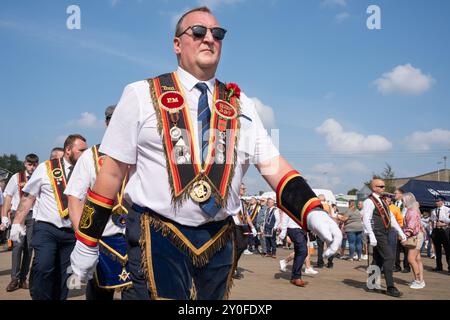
top-left (279, 230), bottom-right (287, 240)
top-left (399, 231), bottom-right (407, 242)
top-left (369, 233), bottom-right (377, 247)
top-left (10, 224), bottom-right (26, 243)
top-left (251, 227), bottom-right (257, 237)
top-left (1, 217), bottom-right (10, 228)
top-left (307, 210), bottom-right (342, 259)
top-left (70, 241), bottom-right (99, 282)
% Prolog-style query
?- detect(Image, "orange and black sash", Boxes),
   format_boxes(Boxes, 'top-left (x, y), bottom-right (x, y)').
top-left (45, 158), bottom-right (69, 218)
top-left (92, 144), bottom-right (129, 217)
top-left (17, 171), bottom-right (28, 197)
top-left (369, 195), bottom-right (391, 229)
top-left (148, 72), bottom-right (240, 208)
top-left (249, 204), bottom-right (261, 222)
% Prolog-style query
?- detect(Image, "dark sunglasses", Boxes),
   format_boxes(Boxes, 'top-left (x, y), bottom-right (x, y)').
top-left (377, 185), bottom-right (386, 188)
top-left (178, 25), bottom-right (227, 41)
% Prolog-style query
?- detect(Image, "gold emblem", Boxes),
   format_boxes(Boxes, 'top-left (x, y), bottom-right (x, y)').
top-left (52, 168), bottom-right (63, 180)
top-left (190, 180), bottom-right (212, 202)
top-left (80, 205), bottom-right (95, 229)
top-left (118, 267), bottom-right (130, 282)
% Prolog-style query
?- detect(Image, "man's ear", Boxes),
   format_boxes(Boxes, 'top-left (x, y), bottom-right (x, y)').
top-left (174, 37), bottom-right (181, 54)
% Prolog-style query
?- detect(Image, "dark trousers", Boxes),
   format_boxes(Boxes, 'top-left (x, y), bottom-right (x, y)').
top-left (86, 279), bottom-right (114, 300)
top-left (11, 211), bottom-right (34, 281)
top-left (125, 207), bottom-right (234, 300)
top-left (387, 230), bottom-right (398, 265)
top-left (248, 234), bottom-right (260, 251)
top-left (372, 228), bottom-right (395, 288)
top-left (234, 224), bottom-right (249, 263)
top-left (317, 237), bottom-right (334, 266)
top-left (265, 230), bottom-right (277, 256)
top-left (431, 228), bottom-right (450, 270)
top-left (29, 221), bottom-right (76, 300)
top-left (395, 239), bottom-right (409, 270)
top-left (287, 228), bottom-right (308, 280)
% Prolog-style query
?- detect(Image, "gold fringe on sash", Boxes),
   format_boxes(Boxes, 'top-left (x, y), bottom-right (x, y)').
top-left (223, 227), bottom-right (237, 300)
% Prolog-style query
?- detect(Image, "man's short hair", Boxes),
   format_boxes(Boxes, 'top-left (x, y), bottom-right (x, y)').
top-left (175, 6), bottom-right (212, 37)
top-left (395, 188), bottom-right (404, 194)
top-left (25, 153), bottom-right (39, 164)
top-left (63, 134), bottom-right (86, 151)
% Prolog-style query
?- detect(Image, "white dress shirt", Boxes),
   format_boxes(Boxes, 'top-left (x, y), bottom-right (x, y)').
top-left (64, 147), bottom-right (125, 236)
top-left (361, 193), bottom-right (403, 237)
top-left (430, 205), bottom-right (450, 225)
top-left (23, 158), bottom-right (74, 229)
top-left (4, 172), bottom-right (39, 213)
top-left (99, 67), bottom-right (280, 226)
top-left (279, 212), bottom-right (301, 239)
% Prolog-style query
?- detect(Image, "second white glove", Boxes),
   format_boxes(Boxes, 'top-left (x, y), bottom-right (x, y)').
top-left (70, 241), bottom-right (100, 282)
top-left (369, 233), bottom-right (377, 247)
top-left (1, 217), bottom-right (10, 228)
top-left (10, 224), bottom-right (26, 243)
top-left (251, 227), bottom-right (257, 237)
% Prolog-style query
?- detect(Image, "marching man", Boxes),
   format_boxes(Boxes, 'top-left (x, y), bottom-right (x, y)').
top-left (70, 6), bottom-right (341, 300)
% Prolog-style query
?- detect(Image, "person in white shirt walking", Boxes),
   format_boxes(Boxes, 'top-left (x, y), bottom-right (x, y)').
top-left (361, 179), bottom-right (407, 298)
top-left (1, 154), bottom-right (39, 292)
top-left (10, 134), bottom-right (87, 300)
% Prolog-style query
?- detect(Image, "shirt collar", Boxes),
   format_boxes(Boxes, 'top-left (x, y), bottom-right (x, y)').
top-left (176, 66), bottom-right (215, 94)
top-left (62, 157), bottom-right (72, 170)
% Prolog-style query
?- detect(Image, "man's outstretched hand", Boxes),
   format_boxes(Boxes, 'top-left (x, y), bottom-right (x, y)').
top-left (307, 210), bottom-right (343, 259)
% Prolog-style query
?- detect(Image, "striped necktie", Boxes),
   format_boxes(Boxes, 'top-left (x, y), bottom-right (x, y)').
top-left (195, 82), bottom-right (210, 165)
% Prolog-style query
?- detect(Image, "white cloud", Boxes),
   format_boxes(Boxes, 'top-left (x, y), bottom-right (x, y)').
top-left (110, 0), bottom-right (119, 7)
top-left (374, 64), bottom-right (435, 96)
top-left (323, 91), bottom-right (335, 100)
top-left (67, 112), bottom-right (103, 129)
top-left (321, 0), bottom-right (347, 8)
top-left (250, 97), bottom-right (276, 128)
top-left (405, 129), bottom-right (450, 151)
top-left (335, 12), bottom-right (350, 23)
top-left (316, 118), bottom-right (393, 152)
top-left (305, 173), bottom-right (342, 190)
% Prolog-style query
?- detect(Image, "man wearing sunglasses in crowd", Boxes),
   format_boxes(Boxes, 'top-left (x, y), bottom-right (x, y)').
top-left (361, 179), bottom-right (407, 297)
top-left (69, 6), bottom-right (342, 300)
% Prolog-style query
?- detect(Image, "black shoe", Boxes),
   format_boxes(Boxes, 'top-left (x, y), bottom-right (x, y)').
top-left (316, 264), bottom-right (324, 269)
top-left (393, 266), bottom-right (402, 272)
top-left (386, 287), bottom-right (402, 298)
top-left (326, 262), bottom-right (334, 269)
top-left (232, 271), bottom-right (243, 280)
top-left (6, 280), bottom-right (20, 292)
top-left (432, 267), bottom-right (443, 272)
top-left (401, 268), bottom-right (411, 273)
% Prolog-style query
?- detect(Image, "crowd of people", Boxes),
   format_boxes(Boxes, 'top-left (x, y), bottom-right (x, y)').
top-left (235, 180), bottom-right (450, 296)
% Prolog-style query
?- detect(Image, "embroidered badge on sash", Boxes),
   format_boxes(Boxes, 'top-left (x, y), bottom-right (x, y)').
top-left (80, 205), bottom-right (95, 229)
top-left (148, 72), bottom-right (241, 209)
top-left (45, 158), bottom-right (70, 218)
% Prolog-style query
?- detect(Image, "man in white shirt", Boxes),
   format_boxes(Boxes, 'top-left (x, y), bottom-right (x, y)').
top-left (1, 154), bottom-right (39, 292)
top-left (65, 106), bottom-right (133, 299)
top-left (430, 196), bottom-right (450, 272)
top-left (361, 179), bottom-right (407, 297)
top-left (69, 6), bottom-right (341, 300)
top-left (49, 147), bottom-right (64, 160)
top-left (11, 134), bottom-right (87, 300)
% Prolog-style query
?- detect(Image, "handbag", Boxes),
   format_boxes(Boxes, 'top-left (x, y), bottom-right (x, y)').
top-left (402, 235), bottom-right (418, 249)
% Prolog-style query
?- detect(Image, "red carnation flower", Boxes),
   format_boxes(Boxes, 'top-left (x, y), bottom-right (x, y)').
top-left (226, 82), bottom-right (241, 101)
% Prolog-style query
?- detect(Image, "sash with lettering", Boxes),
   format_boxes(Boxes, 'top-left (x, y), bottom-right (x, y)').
top-left (17, 171), bottom-right (28, 197)
top-left (92, 144), bottom-right (129, 228)
top-left (148, 72), bottom-right (241, 208)
top-left (45, 158), bottom-right (69, 218)
top-left (369, 195), bottom-right (391, 229)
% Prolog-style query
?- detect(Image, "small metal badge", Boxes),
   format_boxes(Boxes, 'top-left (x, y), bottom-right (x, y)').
top-left (215, 152), bottom-right (225, 164)
top-left (216, 144), bottom-right (225, 153)
top-left (176, 156), bottom-right (187, 164)
top-left (190, 180), bottom-right (212, 203)
top-left (170, 126), bottom-right (182, 140)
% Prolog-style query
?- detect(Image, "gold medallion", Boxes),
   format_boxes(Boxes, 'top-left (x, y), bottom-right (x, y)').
top-left (190, 180), bottom-right (212, 202)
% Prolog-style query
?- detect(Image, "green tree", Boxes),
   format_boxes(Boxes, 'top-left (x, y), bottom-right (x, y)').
top-left (0, 154), bottom-right (23, 182)
top-left (347, 188), bottom-right (358, 195)
top-left (364, 163), bottom-right (396, 193)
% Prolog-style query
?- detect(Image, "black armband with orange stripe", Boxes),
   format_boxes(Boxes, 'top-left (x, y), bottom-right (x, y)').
top-left (75, 190), bottom-right (113, 247)
top-left (276, 170), bottom-right (323, 230)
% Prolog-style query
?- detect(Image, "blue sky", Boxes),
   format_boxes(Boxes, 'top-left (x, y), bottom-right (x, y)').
top-left (1, 0), bottom-right (450, 194)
